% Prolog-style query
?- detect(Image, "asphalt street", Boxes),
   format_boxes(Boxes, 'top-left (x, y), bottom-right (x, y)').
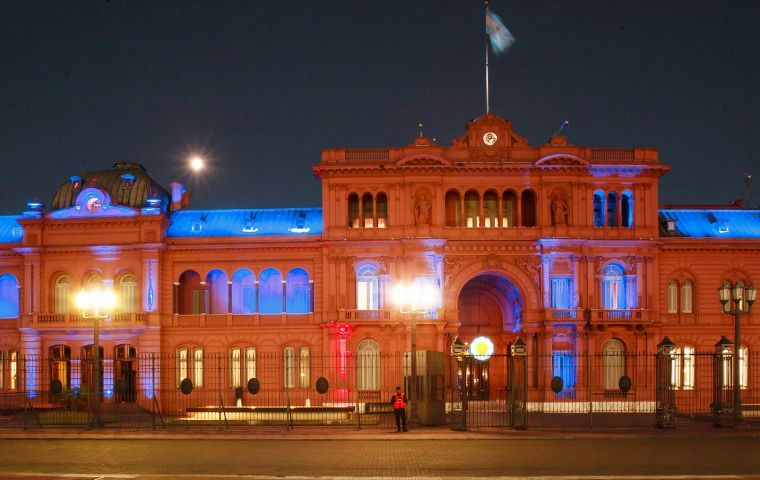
top-left (1, 436), bottom-right (760, 479)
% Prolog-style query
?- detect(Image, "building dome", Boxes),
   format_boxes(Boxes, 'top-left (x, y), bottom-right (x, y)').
top-left (50, 162), bottom-right (171, 212)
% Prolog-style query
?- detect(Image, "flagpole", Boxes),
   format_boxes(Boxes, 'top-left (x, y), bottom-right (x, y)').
top-left (485, 0), bottom-right (490, 114)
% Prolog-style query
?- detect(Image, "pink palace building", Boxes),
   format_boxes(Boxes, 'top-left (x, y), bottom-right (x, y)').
top-left (0, 113), bottom-right (758, 422)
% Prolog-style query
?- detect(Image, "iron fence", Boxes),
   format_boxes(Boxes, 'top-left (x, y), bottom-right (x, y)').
top-left (0, 349), bottom-right (757, 430)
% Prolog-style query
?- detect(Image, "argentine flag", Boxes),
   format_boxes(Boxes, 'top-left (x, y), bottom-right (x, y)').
top-left (486, 10), bottom-right (515, 55)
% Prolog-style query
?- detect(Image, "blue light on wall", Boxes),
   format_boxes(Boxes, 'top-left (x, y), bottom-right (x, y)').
top-left (552, 350), bottom-right (576, 389)
top-left (0, 274), bottom-right (19, 318)
top-left (659, 209), bottom-right (760, 238)
top-left (0, 216), bottom-right (23, 243)
top-left (167, 208), bottom-right (323, 238)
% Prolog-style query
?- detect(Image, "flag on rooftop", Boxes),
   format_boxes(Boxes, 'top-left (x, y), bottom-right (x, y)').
top-left (486, 10), bottom-right (515, 55)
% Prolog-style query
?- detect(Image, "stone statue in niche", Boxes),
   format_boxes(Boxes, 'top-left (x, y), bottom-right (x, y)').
top-left (414, 194), bottom-right (431, 225)
top-left (552, 197), bottom-right (569, 226)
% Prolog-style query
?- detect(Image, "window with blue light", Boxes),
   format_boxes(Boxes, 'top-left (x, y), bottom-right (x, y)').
top-left (259, 268), bottom-right (283, 314)
top-left (621, 191), bottom-right (633, 228)
top-left (593, 191), bottom-right (605, 227)
top-left (552, 350), bottom-right (576, 390)
top-left (285, 268), bottom-right (311, 313)
top-left (606, 192), bottom-right (618, 227)
top-left (601, 264), bottom-right (626, 309)
top-left (231, 269), bottom-right (256, 314)
top-left (206, 269), bottom-right (229, 314)
top-left (550, 278), bottom-right (571, 310)
top-left (356, 264), bottom-right (379, 310)
top-left (0, 274), bottom-right (19, 318)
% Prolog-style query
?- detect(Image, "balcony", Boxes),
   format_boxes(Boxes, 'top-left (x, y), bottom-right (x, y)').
top-left (340, 309), bottom-right (396, 321)
top-left (171, 313), bottom-right (314, 328)
top-left (29, 313), bottom-right (149, 328)
top-left (546, 309), bottom-right (581, 321)
top-left (589, 309), bottom-right (649, 324)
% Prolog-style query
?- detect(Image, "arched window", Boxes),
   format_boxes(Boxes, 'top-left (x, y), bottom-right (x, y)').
top-left (376, 192), bottom-right (388, 228)
top-left (521, 190), bottom-right (537, 227)
top-left (81, 344), bottom-right (104, 392)
top-left (54, 275), bottom-right (73, 314)
top-left (602, 339), bottom-right (625, 390)
top-left (502, 190), bottom-right (517, 228)
top-left (205, 269), bottom-right (229, 314)
top-left (258, 268), bottom-right (283, 314)
top-left (606, 192), bottom-right (618, 227)
top-left (299, 346), bottom-right (310, 388)
top-left (445, 190), bottom-right (461, 227)
top-left (50, 345), bottom-right (71, 390)
top-left (118, 274), bottom-right (138, 313)
top-left (621, 190), bottom-right (633, 227)
top-left (356, 264), bottom-right (379, 310)
top-left (231, 269), bottom-right (256, 314)
top-left (356, 339), bottom-right (381, 390)
top-left (84, 273), bottom-right (104, 289)
top-left (177, 270), bottom-right (203, 315)
top-left (601, 264), bottom-right (626, 310)
top-left (681, 281), bottom-right (693, 313)
top-left (286, 268), bottom-right (311, 314)
top-left (593, 191), bottom-right (605, 227)
top-left (348, 193), bottom-right (359, 228)
top-left (0, 274), bottom-right (19, 318)
top-left (667, 281), bottom-right (678, 313)
top-left (362, 193), bottom-right (374, 228)
top-left (483, 190), bottom-right (499, 228)
top-left (230, 347), bottom-right (242, 388)
top-left (464, 190), bottom-right (480, 227)
top-left (683, 346), bottom-right (695, 390)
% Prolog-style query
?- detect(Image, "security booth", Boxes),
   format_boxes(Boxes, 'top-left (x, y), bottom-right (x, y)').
top-left (508, 337), bottom-right (527, 430)
top-left (449, 337), bottom-right (468, 431)
top-left (655, 336), bottom-right (677, 428)
top-left (713, 336), bottom-right (735, 427)
top-left (403, 350), bottom-right (445, 426)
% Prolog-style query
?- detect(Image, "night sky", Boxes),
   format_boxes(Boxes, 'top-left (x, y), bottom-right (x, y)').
top-left (1, 1), bottom-right (758, 215)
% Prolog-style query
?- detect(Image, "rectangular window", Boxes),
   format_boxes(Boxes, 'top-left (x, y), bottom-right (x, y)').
top-left (9, 351), bottom-right (17, 390)
top-left (230, 348), bottom-right (241, 388)
top-left (670, 350), bottom-right (682, 388)
top-left (177, 348), bottom-right (188, 387)
top-left (193, 349), bottom-right (204, 388)
top-left (683, 347), bottom-right (695, 390)
top-left (284, 347), bottom-right (295, 388)
top-left (299, 347), bottom-right (310, 388)
top-left (740, 347), bottom-right (748, 390)
top-left (356, 278), bottom-right (378, 310)
top-left (245, 347), bottom-right (256, 383)
top-left (551, 350), bottom-right (576, 389)
top-left (551, 278), bottom-right (571, 310)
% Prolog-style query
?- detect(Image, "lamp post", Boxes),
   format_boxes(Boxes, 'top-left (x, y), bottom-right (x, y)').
top-left (717, 280), bottom-right (757, 423)
top-left (392, 281), bottom-right (436, 428)
top-left (75, 287), bottom-right (117, 427)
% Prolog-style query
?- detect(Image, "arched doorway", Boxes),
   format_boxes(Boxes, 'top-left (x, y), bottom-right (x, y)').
top-left (456, 274), bottom-right (523, 400)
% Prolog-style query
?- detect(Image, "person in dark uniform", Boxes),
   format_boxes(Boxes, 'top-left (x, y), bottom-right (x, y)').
top-left (390, 386), bottom-right (408, 432)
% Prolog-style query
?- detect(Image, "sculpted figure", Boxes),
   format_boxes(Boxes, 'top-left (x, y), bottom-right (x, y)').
top-left (552, 198), bottom-right (568, 225)
top-left (414, 196), bottom-right (431, 225)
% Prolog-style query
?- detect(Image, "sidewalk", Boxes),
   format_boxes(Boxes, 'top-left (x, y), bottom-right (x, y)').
top-left (2, 421), bottom-right (759, 441)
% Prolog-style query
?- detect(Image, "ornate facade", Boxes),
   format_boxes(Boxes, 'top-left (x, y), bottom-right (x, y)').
top-left (0, 113), bottom-right (758, 404)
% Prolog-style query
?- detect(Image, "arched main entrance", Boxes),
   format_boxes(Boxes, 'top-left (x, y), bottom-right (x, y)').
top-left (456, 274), bottom-right (523, 400)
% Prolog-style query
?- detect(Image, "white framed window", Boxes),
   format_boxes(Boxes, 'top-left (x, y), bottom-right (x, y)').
top-left (284, 347), bottom-right (295, 388)
top-left (681, 281), bottom-right (693, 313)
top-left (740, 346), bottom-right (748, 390)
top-left (601, 265), bottom-right (626, 310)
top-left (119, 274), bottom-right (138, 313)
top-left (667, 281), bottom-right (678, 313)
top-left (193, 348), bottom-right (204, 388)
top-left (683, 346), bottom-right (695, 390)
top-left (356, 264), bottom-right (379, 310)
top-left (245, 347), bottom-right (256, 384)
top-left (670, 347), bottom-right (682, 388)
top-left (299, 347), bottom-right (310, 388)
top-left (357, 339), bottom-right (381, 390)
top-left (230, 347), bottom-right (241, 388)
top-left (602, 339), bottom-right (625, 390)
top-left (54, 275), bottom-right (72, 314)
top-left (177, 348), bottom-right (188, 387)
top-left (551, 278), bottom-right (571, 310)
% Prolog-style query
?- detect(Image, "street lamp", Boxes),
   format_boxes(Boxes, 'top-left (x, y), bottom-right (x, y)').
top-left (392, 281), bottom-right (436, 428)
top-left (717, 280), bottom-right (757, 423)
top-left (75, 287), bottom-right (117, 427)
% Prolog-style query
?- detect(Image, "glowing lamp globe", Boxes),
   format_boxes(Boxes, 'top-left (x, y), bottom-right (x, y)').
top-left (469, 336), bottom-right (494, 361)
top-left (189, 156), bottom-right (205, 172)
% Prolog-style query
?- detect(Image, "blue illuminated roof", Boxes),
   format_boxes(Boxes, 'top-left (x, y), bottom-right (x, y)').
top-left (167, 208), bottom-right (323, 238)
top-left (659, 209), bottom-right (760, 238)
top-left (0, 216), bottom-right (23, 243)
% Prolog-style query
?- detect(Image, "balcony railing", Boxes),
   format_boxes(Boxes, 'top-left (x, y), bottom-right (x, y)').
top-left (172, 313), bottom-right (315, 327)
top-left (590, 309), bottom-right (648, 323)
top-left (547, 309), bottom-right (580, 320)
top-left (340, 309), bottom-right (395, 321)
top-left (31, 313), bottom-right (149, 327)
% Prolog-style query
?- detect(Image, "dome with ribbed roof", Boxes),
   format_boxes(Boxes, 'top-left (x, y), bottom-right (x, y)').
top-left (50, 162), bottom-right (170, 212)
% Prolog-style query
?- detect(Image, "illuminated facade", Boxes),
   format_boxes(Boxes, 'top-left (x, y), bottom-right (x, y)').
top-left (0, 113), bottom-right (758, 403)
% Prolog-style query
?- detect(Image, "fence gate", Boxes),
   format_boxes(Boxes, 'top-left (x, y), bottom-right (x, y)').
top-left (448, 353), bottom-right (511, 429)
